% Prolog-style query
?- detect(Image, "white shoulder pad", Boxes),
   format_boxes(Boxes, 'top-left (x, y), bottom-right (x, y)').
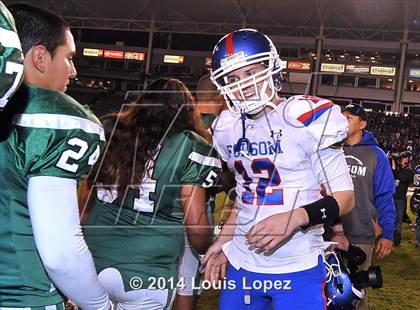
top-left (210, 109), bottom-right (236, 135)
top-left (284, 95), bottom-right (348, 153)
top-left (210, 110), bottom-right (237, 162)
top-left (283, 95), bottom-right (333, 126)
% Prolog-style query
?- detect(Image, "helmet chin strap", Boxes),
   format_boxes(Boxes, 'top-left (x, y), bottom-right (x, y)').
top-left (247, 79), bottom-right (277, 115)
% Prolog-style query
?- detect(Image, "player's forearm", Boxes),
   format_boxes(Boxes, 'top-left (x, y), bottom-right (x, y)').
top-left (28, 176), bottom-right (111, 310)
top-left (331, 190), bottom-right (355, 216)
top-left (297, 190), bottom-right (354, 229)
top-left (309, 148), bottom-right (354, 219)
top-left (186, 226), bottom-right (212, 254)
top-left (40, 237), bottom-right (111, 309)
top-left (299, 192), bottom-right (354, 228)
top-left (182, 185), bottom-right (212, 254)
top-left (217, 204), bottom-right (238, 244)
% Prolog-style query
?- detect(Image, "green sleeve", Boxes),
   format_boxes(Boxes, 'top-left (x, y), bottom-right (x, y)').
top-left (13, 124), bottom-right (103, 180)
top-left (180, 134), bottom-right (222, 188)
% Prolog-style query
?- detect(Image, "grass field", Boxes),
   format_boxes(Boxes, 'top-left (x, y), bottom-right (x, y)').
top-left (196, 208), bottom-right (420, 310)
top-left (368, 215), bottom-right (420, 310)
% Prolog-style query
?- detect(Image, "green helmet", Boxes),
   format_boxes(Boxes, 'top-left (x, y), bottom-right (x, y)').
top-left (0, 1), bottom-right (24, 110)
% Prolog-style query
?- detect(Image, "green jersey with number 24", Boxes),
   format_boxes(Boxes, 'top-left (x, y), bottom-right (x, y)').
top-left (0, 84), bottom-right (104, 307)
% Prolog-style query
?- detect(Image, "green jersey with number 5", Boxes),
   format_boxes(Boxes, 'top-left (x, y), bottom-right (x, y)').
top-left (0, 84), bottom-right (104, 307)
top-left (84, 130), bottom-right (221, 291)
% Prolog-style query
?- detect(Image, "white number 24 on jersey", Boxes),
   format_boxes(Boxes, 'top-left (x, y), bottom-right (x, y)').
top-left (56, 137), bottom-right (100, 173)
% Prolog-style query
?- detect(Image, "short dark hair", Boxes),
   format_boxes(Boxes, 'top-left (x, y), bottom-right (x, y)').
top-left (399, 150), bottom-right (412, 160)
top-left (8, 4), bottom-right (69, 57)
top-left (196, 74), bottom-right (219, 101)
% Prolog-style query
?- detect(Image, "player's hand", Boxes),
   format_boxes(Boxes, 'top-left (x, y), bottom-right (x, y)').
top-left (203, 249), bottom-right (228, 282)
top-left (202, 240), bottom-right (223, 266)
top-left (374, 222), bottom-right (383, 239)
top-left (65, 300), bottom-right (79, 310)
top-left (391, 159), bottom-right (397, 170)
top-left (330, 232), bottom-right (350, 251)
top-left (246, 208), bottom-right (308, 253)
top-left (375, 238), bottom-right (393, 258)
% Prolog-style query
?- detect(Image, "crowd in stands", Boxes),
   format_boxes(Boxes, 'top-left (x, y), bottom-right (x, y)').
top-left (367, 112), bottom-right (420, 167)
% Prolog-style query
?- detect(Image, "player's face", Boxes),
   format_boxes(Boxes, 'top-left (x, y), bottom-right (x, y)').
top-left (343, 111), bottom-right (366, 137)
top-left (207, 95), bottom-right (226, 114)
top-left (399, 157), bottom-right (410, 166)
top-left (226, 63), bottom-right (266, 101)
top-left (44, 29), bottom-right (77, 92)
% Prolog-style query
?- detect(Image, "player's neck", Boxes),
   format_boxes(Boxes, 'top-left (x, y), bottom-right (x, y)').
top-left (346, 132), bottom-right (363, 145)
top-left (197, 104), bottom-right (220, 115)
top-left (248, 95), bottom-right (283, 119)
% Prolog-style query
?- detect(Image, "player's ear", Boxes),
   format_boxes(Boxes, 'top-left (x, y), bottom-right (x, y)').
top-left (360, 119), bottom-right (367, 131)
top-left (29, 45), bottom-right (48, 73)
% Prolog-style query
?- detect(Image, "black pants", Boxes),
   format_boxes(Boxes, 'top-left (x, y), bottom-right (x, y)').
top-left (394, 198), bottom-right (405, 245)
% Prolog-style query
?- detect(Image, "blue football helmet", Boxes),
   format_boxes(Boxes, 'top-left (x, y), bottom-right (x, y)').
top-left (210, 28), bottom-right (283, 114)
top-left (324, 251), bottom-right (365, 310)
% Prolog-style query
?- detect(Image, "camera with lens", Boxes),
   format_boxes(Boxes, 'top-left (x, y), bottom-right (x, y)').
top-left (390, 152), bottom-right (400, 160)
top-left (341, 244), bottom-right (383, 291)
top-left (410, 190), bottom-right (420, 217)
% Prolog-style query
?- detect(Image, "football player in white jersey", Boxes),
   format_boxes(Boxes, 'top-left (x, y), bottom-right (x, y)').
top-left (203, 29), bottom-right (355, 309)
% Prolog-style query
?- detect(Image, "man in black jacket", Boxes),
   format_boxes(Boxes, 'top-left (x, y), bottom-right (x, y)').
top-left (392, 151), bottom-right (415, 246)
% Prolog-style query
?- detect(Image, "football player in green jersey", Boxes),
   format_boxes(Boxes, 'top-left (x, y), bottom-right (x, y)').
top-left (0, 1), bottom-right (24, 110)
top-left (83, 78), bottom-right (221, 309)
top-left (0, 4), bottom-right (111, 309)
top-left (196, 73), bottom-right (226, 128)
top-left (176, 74), bottom-right (227, 310)
top-left (9, 4), bottom-right (77, 93)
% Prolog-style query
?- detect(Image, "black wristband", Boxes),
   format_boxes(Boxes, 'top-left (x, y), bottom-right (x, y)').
top-left (301, 195), bottom-right (340, 228)
top-left (331, 218), bottom-right (341, 227)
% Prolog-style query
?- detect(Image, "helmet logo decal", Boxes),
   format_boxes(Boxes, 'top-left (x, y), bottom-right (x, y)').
top-left (220, 51), bottom-right (245, 67)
